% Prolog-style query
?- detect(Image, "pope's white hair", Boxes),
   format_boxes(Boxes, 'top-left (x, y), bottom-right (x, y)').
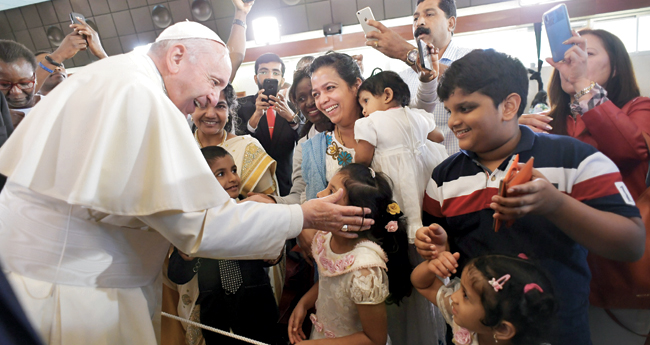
top-left (148, 38), bottom-right (227, 64)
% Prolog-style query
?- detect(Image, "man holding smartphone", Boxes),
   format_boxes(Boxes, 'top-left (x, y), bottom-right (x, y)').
top-left (236, 53), bottom-right (300, 196)
top-left (364, 0), bottom-right (472, 156)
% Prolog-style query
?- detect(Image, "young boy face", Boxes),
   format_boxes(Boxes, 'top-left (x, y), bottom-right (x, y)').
top-left (444, 88), bottom-right (514, 157)
top-left (210, 155), bottom-right (241, 199)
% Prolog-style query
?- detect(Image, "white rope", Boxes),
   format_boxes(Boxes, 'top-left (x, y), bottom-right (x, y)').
top-left (161, 311), bottom-right (269, 345)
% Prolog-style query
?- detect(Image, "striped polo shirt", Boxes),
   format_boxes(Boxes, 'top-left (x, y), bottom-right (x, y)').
top-left (422, 125), bottom-right (639, 345)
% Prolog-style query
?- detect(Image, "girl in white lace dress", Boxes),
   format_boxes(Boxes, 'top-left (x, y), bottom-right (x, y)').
top-left (288, 164), bottom-right (413, 345)
top-left (412, 252), bottom-right (558, 345)
top-left (354, 70), bottom-right (448, 242)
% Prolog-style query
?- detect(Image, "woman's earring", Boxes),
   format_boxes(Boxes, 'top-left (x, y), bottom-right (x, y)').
top-left (493, 333), bottom-right (498, 343)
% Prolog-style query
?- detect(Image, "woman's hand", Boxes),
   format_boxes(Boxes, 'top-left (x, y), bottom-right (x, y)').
top-left (71, 17), bottom-right (108, 59)
top-left (519, 111), bottom-right (553, 133)
top-left (545, 31), bottom-right (592, 93)
top-left (288, 303), bottom-right (308, 344)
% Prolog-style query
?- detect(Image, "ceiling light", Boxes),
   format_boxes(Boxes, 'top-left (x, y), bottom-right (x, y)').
top-left (252, 17), bottom-right (281, 45)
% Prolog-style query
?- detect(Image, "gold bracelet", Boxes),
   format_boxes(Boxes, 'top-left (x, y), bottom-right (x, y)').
top-left (574, 81), bottom-right (595, 100)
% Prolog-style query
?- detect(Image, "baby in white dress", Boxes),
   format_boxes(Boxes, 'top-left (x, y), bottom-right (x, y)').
top-left (354, 70), bottom-right (448, 242)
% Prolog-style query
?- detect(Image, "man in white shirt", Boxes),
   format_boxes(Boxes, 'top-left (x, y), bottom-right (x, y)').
top-left (365, 0), bottom-right (472, 155)
top-left (0, 22), bottom-right (369, 345)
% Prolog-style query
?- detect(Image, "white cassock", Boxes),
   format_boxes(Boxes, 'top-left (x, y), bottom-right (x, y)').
top-left (0, 51), bottom-right (303, 345)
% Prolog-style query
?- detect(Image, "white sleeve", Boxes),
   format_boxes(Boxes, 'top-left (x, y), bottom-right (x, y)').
top-left (354, 117), bottom-right (378, 146)
top-left (139, 200), bottom-right (303, 260)
top-left (413, 78), bottom-right (439, 113)
top-left (247, 120), bottom-right (257, 132)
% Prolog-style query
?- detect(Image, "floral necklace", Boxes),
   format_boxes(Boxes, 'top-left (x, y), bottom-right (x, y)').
top-left (194, 130), bottom-right (227, 148)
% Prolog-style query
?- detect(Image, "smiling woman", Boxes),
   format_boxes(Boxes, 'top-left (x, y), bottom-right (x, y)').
top-left (303, 52), bottom-right (364, 200)
top-left (192, 84), bottom-right (278, 196)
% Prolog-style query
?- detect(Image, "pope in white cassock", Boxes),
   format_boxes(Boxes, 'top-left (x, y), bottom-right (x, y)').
top-left (0, 22), bottom-right (371, 345)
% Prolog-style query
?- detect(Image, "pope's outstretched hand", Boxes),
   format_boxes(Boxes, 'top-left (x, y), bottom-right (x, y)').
top-left (300, 189), bottom-right (373, 238)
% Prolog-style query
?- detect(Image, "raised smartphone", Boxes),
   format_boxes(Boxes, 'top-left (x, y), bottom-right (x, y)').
top-left (543, 4), bottom-right (573, 62)
top-left (69, 12), bottom-right (86, 25)
top-left (417, 39), bottom-right (433, 70)
top-left (262, 79), bottom-right (279, 98)
top-left (356, 7), bottom-right (379, 41)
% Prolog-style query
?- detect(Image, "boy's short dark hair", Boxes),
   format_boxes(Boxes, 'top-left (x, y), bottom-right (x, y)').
top-left (255, 53), bottom-right (286, 77)
top-left (438, 49), bottom-right (529, 117)
top-left (201, 146), bottom-right (232, 165)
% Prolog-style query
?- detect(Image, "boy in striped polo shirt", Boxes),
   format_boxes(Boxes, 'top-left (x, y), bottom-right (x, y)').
top-left (415, 49), bottom-right (644, 345)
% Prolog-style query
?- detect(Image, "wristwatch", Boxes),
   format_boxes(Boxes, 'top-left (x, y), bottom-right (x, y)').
top-left (406, 48), bottom-right (418, 66)
top-left (288, 114), bottom-right (301, 125)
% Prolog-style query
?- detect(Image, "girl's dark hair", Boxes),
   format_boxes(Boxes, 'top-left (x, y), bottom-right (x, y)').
top-left (548, 29), bottom-right (640, 135)
top-left (309, 51), bottom-right (363, 88)
top-left (466, 254), bottom-right (558, 345)
top-left (358, 71), bottom-right (411, 107)
top-left (337, 163), bottom-right (412, 304)
top-left (289, 67), bottom-right (334, 138)
top-left (201, 145), bottom-right (232, 165)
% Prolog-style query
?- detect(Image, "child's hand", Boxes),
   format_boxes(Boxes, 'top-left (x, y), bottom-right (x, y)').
top-left (288, 303), bottom-right (308, 344)
top-left (490, 167), bottom-right (565, 221)
top-left (427, 252), bottom-right (460, 278)
top-left (414, 223), bottom-right (448, 260)
top-left (243, 192), bottom-right (276, 204)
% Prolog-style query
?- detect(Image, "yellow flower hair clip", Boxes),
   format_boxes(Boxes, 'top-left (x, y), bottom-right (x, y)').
top-left (387, 202), bottom-right (400, 215)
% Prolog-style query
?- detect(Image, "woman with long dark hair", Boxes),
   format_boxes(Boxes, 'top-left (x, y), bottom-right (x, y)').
top-left (528, 29), bottom-right (650, 344)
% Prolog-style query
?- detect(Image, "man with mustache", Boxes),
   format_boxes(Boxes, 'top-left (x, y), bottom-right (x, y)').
top-left (365, 0), bottom-right (472, 155)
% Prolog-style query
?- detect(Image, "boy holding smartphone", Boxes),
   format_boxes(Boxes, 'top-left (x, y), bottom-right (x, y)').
top-left (416, 49), bottom-right (644, 345)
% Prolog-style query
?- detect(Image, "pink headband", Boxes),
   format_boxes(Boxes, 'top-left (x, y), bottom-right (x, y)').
top-left (524, 283), bottom-right (544, 294)
top-left (488, 274), bottom-right (511, 292)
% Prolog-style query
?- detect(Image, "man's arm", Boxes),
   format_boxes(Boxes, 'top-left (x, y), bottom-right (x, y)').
top-left (227, 0), bottom-right (254, 82)
top-left (35, 32), bottom-right (86, 93)
top-left (247, 90), bottom-right (269, 131)
top-left (139, 189), bottom-right (373, 260)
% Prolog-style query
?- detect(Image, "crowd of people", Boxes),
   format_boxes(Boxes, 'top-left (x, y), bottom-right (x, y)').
top-left (0, 0), bottom-right (648, 344)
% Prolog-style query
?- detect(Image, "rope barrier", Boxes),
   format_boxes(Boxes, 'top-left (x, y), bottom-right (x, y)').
top-left (161, 311), bottom-right (270, 345)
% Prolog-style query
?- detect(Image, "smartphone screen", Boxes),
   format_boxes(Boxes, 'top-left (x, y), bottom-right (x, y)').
top-left (262, 79), bottom-right (279, 98)
top-left (70, 12), bottom-right (86, 25)
top-left (417, 39), bottom-right (433, 71)
top-left (543, 4), bottom-right (573, 62)
top-left (356, 7), bottom-right (379, 41)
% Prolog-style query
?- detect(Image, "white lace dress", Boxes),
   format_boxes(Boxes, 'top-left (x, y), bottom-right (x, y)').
top-left (354, 107), bottom-right (448, 242)
top-left (310, 232), bottom-right (390, 341)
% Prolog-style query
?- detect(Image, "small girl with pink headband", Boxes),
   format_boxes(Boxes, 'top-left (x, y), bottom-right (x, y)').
top-left (412, 252), bottom-right (558, 345)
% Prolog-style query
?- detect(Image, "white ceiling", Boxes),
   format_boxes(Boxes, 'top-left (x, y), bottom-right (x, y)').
top-left (0, 0), bottom-right (49, 11)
